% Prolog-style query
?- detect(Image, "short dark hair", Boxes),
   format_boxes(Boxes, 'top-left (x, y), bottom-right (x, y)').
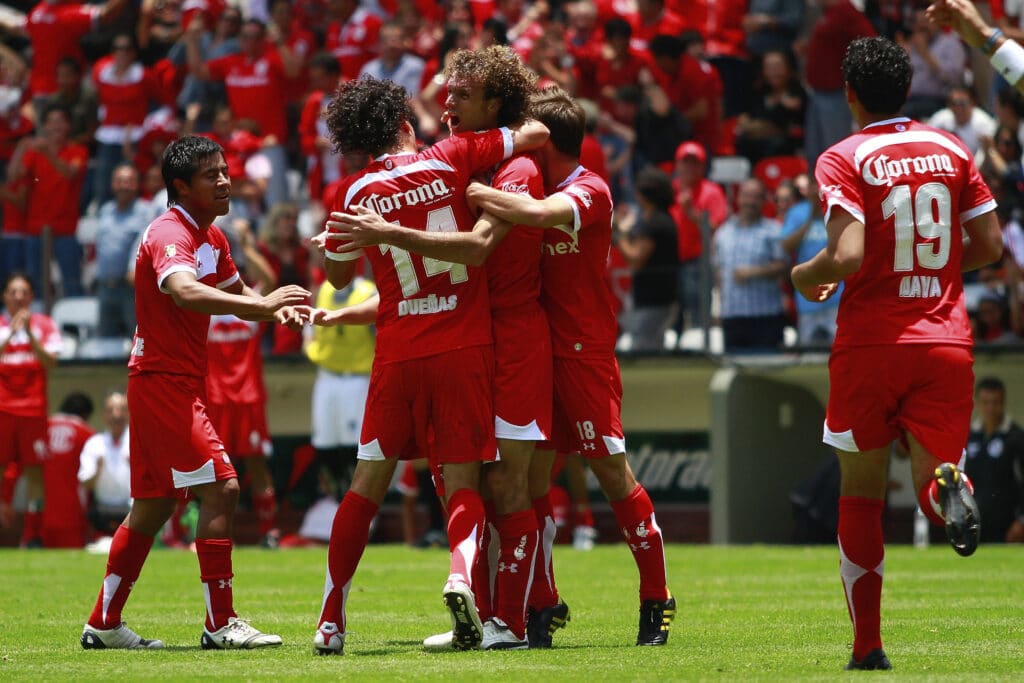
top-left (59, 392), bottom-right (94, 420)
top-left (649, 34), bottom-right (684, 60)
top-left (56, 56), bottom-right (82, 74)
top-left (324, 77), bottom-right (412, 157)
top-left (976, 376), bottom-right (1006, 394)
top-left (531, 86), bottom-right (585, 158)
top-left (445, 46), bottom-right (538, 127)
top-left (161, 135), bottom-right (225, 204)
top-left (634, 167), bottom-right (674, 211)
top-left (604, 17), bottom-right (632, 40)
top-left (309, 51), bottom-right (341, 75)
top-left (42, 103), bottom-right (72, 124)
top-left (842, 37), bottom-right (912, 116)
top-left (4, 271), bottom-right (32, 294)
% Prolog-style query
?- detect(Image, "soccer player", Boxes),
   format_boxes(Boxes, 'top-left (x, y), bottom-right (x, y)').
top-left (790, 37), bottom-right (1003, 670)
top-left (80, 135), bottom-right (311, 651)
top-left (465, 86), bottom-right (675, 647)
top-left (42, 392), bottom-right (95, 548)
top-left (0, 273), bottom-right (61, 548)
top-left (326, 46), bottom-right (561, 650)
top-left (310, 76), bottom-right (548, 655)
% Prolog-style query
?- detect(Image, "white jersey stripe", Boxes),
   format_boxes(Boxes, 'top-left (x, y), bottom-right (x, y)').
top-left (853, 130), bottom-right (969, 169)
top-left (344, 159), bottom-right (456, 207)
top-left (960, 198), bottom-right (998, 224)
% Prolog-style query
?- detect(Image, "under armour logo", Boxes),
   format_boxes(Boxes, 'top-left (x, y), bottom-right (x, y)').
top-left (583, 443), bottom-right (596, 451)
top-left (218, 578), bottom-right (233, 589)
top-left (498, 562), bottom-right (519, 574)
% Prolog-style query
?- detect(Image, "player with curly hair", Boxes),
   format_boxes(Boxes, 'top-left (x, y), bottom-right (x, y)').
top-left (792, 36), bottom-right (1002, 670)
top-left (308, 76), bottom-right (548, 655)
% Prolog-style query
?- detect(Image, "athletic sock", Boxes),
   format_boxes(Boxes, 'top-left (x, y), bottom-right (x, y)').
top-left (253, 489), bottom-right (278, 536)
top-left (446, 488), bottom-right (484, 587)
top-left (196, 537), bottom-right (236, 631)
top-left (472, 502), bottom-right (497, 621)
top-left (528, 493), bottom-right (560, 609)
top-left (318, 490), bottom-right (378, 632)
top-left (493, 510), bottom-right (538, 638)
top-left (87, 524), bottom-right (154, 629)
top-left (838, 496), bottom-right (885, 662)
top-left (20, 502), bottom-right (41, 546)
top-left (610, 484), bottom-right (669, 602)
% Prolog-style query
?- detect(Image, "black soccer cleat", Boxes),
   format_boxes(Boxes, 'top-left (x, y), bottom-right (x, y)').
top-left (935, 463), bottom-right (981, 557)
top-left (845, 648), bottom-right (892, 670)
top-left (526, 599), bottom-right (570, 648)
top-left (636, 592), bottom-right (675, 646)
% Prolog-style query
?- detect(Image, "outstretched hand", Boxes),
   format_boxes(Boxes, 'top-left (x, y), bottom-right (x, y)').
top-left (795, 280), bottom-right (839, 304)
top-left (326, 205), bottom-right (393, 250)
top-left (275, 304), bottom-right (317, 330)
top-left (259, 284), bottom-right (310, 315)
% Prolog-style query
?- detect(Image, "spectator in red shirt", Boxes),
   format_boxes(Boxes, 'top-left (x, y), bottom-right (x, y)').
top-left (325, 0), bottom-right (383, 82)
top-left (630, 0), bottom-right (688, 51)
top-left (269, 0), bottom-right (316, 105)
top-left (258, 202), bottom-right (312, 355)
top-left (565, 0), bottom-right (605, 100)
top-left (91, 34), bottom-right (163, 208)
top-left (595, 17), bottom-right (648, 123)
top-left (299, 53), bottom-right (344, 203)
top-left (36, 57), bottom-right (99, 150)
top-left (649, 33), bottom-right (723, 155)
top-left (187, 18), bottom-right (295, 208)
top-left (669, 141), bottom-right (728, 332)
top-left (9, 104), bottom-right (89, 296)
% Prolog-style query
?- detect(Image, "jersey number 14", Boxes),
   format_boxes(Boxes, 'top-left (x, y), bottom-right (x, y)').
top-left (379, 205), bottom-right (468, 297)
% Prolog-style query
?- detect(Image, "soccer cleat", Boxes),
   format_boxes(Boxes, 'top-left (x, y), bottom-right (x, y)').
top-left (935, 463), bottom-right (981, 557)
top-left (526, 599), bottom-right (570, 648)
top-left (572, 525), bottom-right (597, 551)
top-left (422, 630), bottom-right (454, 650)
top-left (81, 622), bottom-right (164, 650)
top-left (636, 592), bottom-right (676, 646)
top-left (261, 530), bottom-right (280, 550)
top-left (481, 618), bottom-right (529, 650)
top-left (442, 579), bottom-right (483, 650)
top-left (845, 648), bottom-right (892, 670)
top-left (200, 617), bottom-right (283, 649)
top-left (313, 621), bottom-right (345, 655)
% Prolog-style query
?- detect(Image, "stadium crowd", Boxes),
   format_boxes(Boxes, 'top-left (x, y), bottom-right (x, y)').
top-left (0, 0), bottom-right (1023, 354)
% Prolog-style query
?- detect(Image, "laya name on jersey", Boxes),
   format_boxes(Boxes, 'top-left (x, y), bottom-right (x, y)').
top-left (861, 152), bottom-right (955, 187)
top-left (542, 224), bottom-right (580, 256)
top-left (398, 294), bottom-right (458, 317)
top-left (898, 274), bottom-right (942, 298)
top-left (359, 179), bottom-right (453, 216)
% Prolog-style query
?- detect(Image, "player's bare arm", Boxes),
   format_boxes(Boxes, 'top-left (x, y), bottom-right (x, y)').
top-left (327, 204), bottom-right (513, 267)
top-left (312, 293), bottom-right (380, 327)
top-left (164, 271), bottom-right (310, 319)
top-left (466, 180), bottom-right (574, 227)
top-left (791, 206), bottom-right (863, 303)
top-left (961, 210), bottom-right (1004, 272)
top-left (508, 118), bottom-right (550, 155)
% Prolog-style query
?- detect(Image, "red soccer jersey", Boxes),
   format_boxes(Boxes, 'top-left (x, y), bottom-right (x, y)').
top-left (206, 314), bottom-right (266, 405)
top-left (42, 412), bottom-right (94, 546)
top-left (486, 154), bottom-right (546, 310)
top-left (21, 143), bottom-right (89, 236)
top-left (207, 50), bottom-right (289, 142)
top-left (325, 128), bottom-right (515, 363)
top-left (540, 167), bottom-right (619, 359)
top-left (0, 311), bottom-right (61, 417)
top-left (25, 2), bottom-right (99, 96)
top-left (815, 117), bottom-right (996, 350)
top-left (92, 58), bottom-right (160, 131)
top-left (325, 7), bottom-right (382, 82)
top-left (129, 206), bottom-right (240, 377)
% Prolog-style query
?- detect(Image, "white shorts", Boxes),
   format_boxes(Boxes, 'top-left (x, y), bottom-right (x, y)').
top-left (311, 369), bottom-right (370, 449)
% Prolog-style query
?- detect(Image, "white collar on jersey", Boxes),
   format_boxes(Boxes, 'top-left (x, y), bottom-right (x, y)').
top-left (863, 116), bottom-right (912, 130)
top-left (170, 204), bottom-right (200, 230)
top-left (555, 165), bottom-right (585, 190)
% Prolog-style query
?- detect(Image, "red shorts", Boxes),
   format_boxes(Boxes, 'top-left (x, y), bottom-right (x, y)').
top-left (128, 373), bottom-right (237, 499)
top-left (0, 411), bottom-right (47, 468)
top-left (825, 344), bottom-right (974, 461)
top-left (358, 346), bottom-right (496, 465)
top-left (493, 304), bottom-right (552, 441)
top-left (549, 355), bottom-right (625, 459)
top-left (207, 402), bottom-right (270, 459)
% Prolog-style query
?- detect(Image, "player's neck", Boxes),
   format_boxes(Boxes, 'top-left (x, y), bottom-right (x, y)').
top-left (174, 201), bottom-right (217, 229)
top-left (547, 156), bottom-right (581, 188)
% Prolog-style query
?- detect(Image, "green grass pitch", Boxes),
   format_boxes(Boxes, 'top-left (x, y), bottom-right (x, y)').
top-left (1, 543), bottom-right (1022, 680)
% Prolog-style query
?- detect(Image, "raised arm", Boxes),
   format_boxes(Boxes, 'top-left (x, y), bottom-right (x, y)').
top-left (466, 180), bottom-right (573, 228)
top-left (508, 119), bottom-right (550, 155)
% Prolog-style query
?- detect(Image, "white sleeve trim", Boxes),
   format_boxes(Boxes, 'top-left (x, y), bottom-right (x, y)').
top-left (960, 198), bottom-right (998, 224)
top-left (552, 192), bottom-right (581, 231)
top-left (823, 199), bottom-right (865, 226)
top-left (499, 126), bottom-right (514, 160)
top-left (217, 272), bottom-right (240, 290)
top-left (325, 248), bottom-right (365, 262)
top-left (992, 39), bottom-right (1024, 86)
top-left (157, 264), bottom-right (196, 292)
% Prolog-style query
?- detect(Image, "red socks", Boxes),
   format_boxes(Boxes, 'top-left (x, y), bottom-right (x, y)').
top-left (493, 510), bottom-right (539, 638)
top-left (446, 488), bottom-right (485, 586)
top-left (610, 484), bottom-right (668, 602)
top-left (318, 491), bottom-right (378, 631)
top-left (20, 505), bottom-right (41, 546)
top-left (87, 525), bottom-right (154, 629)
top-left (529, 493), bottom-right (560, 610)
top-left (472, 503), bottom-right (498, 622)
top-left (918, 471), bottom-right (975, 527)
top-left (196, 537), bottom-right (236, 631)
top-left (838, 496), bottom-right (885, 661)
top-left (253, 489), bottom-right (278, 536)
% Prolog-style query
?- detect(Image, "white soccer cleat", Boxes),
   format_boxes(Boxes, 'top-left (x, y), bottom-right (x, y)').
top-left (313, 621), bottom-right (345, 655)
top-left (442, 578), bottom-right (483, 650)
top-left (481, 618), bottom-right (529, 650)
top-left (200, 617), bottom-right (283, 649)
top-left (572, 525), bottom-right (597, 551)
top-left (422, 630), bottom-right (454, 650)
top-left (81, 622), bottom-right (164, 650)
